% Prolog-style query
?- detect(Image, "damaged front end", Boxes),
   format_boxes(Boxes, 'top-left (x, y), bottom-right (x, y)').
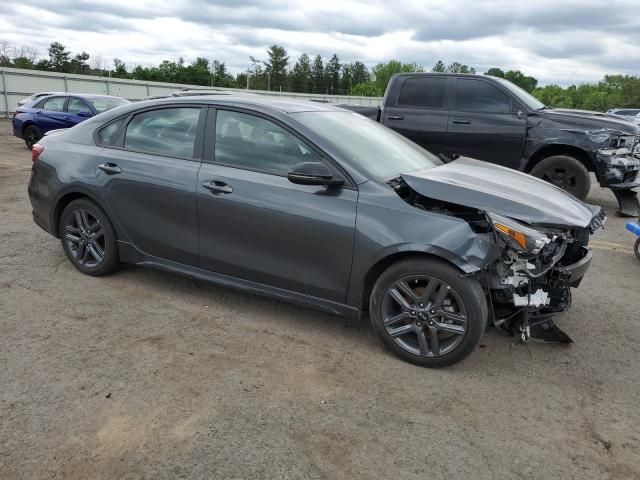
top-left (590, 129), bottom-right (640, 217)
top-left (389, 169), bottom-right (606, 344)
top-left (483, 210), bottom-right (604, 343)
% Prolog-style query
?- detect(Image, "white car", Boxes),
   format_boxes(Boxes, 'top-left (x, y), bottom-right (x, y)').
top-left (17, 92), bottom-right (67, 107)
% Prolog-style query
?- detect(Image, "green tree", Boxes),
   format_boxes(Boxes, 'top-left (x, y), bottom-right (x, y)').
top-left (325, 54), bottom-right (341, 93)
top-left (311, 55), bottom-right (325, 93)
top-left (485, 67), bottom-right (505, 78)
top-left (48, 41), bottom-right (70, 71)
top-left (351, 82), bottom-right (381, 97)
top-left (432, 60), bottom-right (445, 72)
top-left (70, 51), bottom-right (90, 74)
top-left (445, 62), bottom-right (475, 74)
top-left (112, 58), bottom-right (128, 78)
top-left (504, 70), bottom-right (538, 93)
top-left (372, 60), bottom-right (423, 93)
top-left (291, 53), bottom-right (312, 93)
top-left (264, 45), bottom-right (289, 91)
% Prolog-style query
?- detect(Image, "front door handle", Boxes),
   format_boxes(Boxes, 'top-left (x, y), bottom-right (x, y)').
top-left (452, 119), bottom-right (471, 125)
top-left (387, 115), bottom-right (404, 120)
top-left (98, 163), bottom-right (122, 174)
top-left (203, 181), bottom-right (233, 194)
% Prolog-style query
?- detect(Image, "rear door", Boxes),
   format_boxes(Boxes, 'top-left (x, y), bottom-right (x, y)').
top-left (381, 75), bottom-right (450, 156)
top-left (95, 106), bottom-right (205, 265)
top-left (36, 96), bottom-right (69, 132)
top-left (446, 77), bottom-right (526, 168)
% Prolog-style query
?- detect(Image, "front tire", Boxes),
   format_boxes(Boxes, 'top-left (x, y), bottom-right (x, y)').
top-left (23, 125), bottom-right (42, 150)
top-left (635, 237), bottom-right (640, 260)
top-left (530, 155), bottom-right (591, 200)
top-left (369, 258), bottom-right (487, 367)
top-left (59, 199), bottom-right (120, 276)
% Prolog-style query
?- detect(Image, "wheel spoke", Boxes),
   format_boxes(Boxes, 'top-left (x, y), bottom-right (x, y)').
top-left (87, 243), bottom-right (104, 263)
top-left (73, 211), bottom-right (85, 231)
top-left (80, 210), bottom-right (91, 231)
top-left (384, 311), bottom-right (411, 327)
top-left (388, 323), bottom-right (414, 338)
top-left (417, 328), bottom-right (430, 356)
top-left (64, 232), bottom-right (81, 243)
top-left (437, 310), bottom-right (467, 324)
top-left (427, 326), bottom-right (440, 355)
top-left (88, 221), bottom-right (101, 234)
top-left (436, 322), bottom-right (465, 336)
top-left (432, 284), bottom-right (450, 309)
top-left (76, 244), bottom-right (86, 262)
top-left (388, 287), bottom-right (412, 312)
top-left (396, 281), bottom-right (419, 303)
top-left (81, 244), bottom-right (90, 263)
top-left (418, 278), bottom-right (438, 303)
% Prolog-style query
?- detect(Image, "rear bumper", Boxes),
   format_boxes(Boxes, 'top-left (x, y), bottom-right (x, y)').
top-left (27, 167), bottom-right (54, 236)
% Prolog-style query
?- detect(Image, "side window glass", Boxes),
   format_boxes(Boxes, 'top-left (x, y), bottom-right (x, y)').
top-left (215, 110), bottom-right (322, 176)
top-left (455, 79), bottom-right (511, 114)
top-left (42, 97), bottom-right (66, 112)
top-left (68, 98), bottom-right (89, 114)
top-left (397, 77), bottom-right (447, 108)
top-left (124, 108), bottom-right (200, 158)
top-left (97, 119), bottom-right (123, 145)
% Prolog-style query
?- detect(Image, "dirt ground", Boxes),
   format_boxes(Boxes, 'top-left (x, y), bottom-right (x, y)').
top-left (0, 119), bottom-right (639, 480)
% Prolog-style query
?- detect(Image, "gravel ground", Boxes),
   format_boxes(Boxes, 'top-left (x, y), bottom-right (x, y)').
top-left (1, 119), bottom-right (639, 480)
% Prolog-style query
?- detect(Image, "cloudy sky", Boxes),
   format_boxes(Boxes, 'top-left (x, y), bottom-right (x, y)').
top-left (2, 0), bottom-right (639, 85)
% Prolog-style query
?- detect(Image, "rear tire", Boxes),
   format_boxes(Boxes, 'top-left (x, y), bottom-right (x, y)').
top-left (23, 125), bottom-right (42, 150)
top-left (59, 198), bottom-right (120, 276)
top-left (635, 237), bottom-right (640, 260)
top-left (530, 155), bottom-right (591, 200)
top-left (369, 257), bottom-right (487, 367)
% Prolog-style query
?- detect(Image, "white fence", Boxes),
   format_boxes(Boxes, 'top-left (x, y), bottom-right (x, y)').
top-left (0, 67), bottom-right (383, 117)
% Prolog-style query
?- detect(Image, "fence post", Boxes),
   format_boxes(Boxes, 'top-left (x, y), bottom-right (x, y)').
top-left (1, 70), bottom-right (8, 118)
top-left (63, 75), bottom-right (68, 92)
top-left (146, 83), bottom-right (150, 97)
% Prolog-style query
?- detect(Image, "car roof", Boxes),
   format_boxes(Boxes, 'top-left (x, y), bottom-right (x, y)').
top-left (135, 94), bottom-right (346, 114)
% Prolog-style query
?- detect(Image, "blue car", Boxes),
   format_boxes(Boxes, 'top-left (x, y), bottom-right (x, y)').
top-left (12, 94), bottom-right (130, 149)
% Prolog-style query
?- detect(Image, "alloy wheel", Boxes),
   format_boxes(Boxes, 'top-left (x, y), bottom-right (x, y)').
top-left (381, 275), bottom-right (468, 357)
top-left (63, 208), bottom-right (106, 268)
top-left (539, 166), bottom-right (580, 196)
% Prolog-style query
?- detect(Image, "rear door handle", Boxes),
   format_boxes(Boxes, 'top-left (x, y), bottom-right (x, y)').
top-left (98, 163), bottom-right (122, 174)
top-left (203, 181), bottom-right (233, 194)
top-left (387, 115), bottom-right (404, 120)
top-left (452, 119), bottom-right (471, 125)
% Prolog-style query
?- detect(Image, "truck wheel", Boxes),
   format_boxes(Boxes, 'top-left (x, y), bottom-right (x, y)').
top-left (369, 257), bottom-right (487, 368)
top-left (530, 155), bottom-right (591, 201)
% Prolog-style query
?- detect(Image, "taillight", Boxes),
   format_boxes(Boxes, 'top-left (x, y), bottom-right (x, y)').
top-left (32, 143), bottom-right (44, 162)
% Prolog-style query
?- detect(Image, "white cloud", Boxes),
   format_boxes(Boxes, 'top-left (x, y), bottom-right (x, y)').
top-left (1, 0), bottom-right (639, 85)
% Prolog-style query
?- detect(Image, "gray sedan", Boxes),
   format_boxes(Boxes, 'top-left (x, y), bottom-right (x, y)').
top-left (27, 95), bottom-right (604, 366)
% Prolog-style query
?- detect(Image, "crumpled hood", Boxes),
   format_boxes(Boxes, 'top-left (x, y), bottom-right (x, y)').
top-left (537, 108), bottom-right (638, 135)
top-left (401, 157), bottom-right (598, 227)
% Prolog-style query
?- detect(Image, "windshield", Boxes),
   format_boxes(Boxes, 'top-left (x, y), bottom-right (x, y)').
top-left (88, 97), bottom-right (130, 114)
top-left (492, 77), bottom-right (546, 110)
top-left (292, 111), bottom-right (442, 180)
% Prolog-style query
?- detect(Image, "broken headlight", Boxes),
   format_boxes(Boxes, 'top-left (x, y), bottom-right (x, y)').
top-left (595, 131), bottom-right (636, 156)
top-left (488, 213), bottom-right (551, 255)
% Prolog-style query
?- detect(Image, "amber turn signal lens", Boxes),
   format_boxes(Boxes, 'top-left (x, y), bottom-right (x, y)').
top-left (494, 223), bottom-right (527, 250)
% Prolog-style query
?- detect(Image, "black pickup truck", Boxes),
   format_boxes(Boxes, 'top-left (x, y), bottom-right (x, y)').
top-left (342, 73), bottom-right (639, 215)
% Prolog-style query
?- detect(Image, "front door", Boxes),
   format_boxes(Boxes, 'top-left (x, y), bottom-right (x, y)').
top-left (37, 96), bottom-right (69, 132)
top-left (197, 108), bottom-right (358, 302)
top-left (447, 77), bottom-right (526, 168)
top-left (95, 106), bottom-right (204, 265)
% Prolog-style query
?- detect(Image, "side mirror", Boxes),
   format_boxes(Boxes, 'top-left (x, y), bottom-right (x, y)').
top-left (515, 109), bottom-right (525, 119)
top-left (288, 162), bottom-right (344, 186)
top-left (76, 110), bottom-right (93, 118)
